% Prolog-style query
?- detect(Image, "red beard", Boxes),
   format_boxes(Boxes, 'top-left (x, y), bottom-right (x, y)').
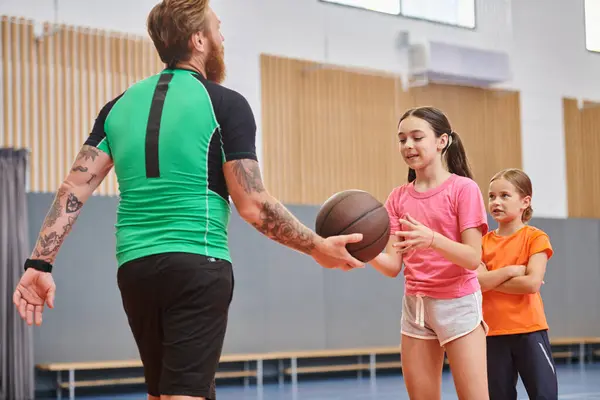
top-left (205, 37), bottom-right (226, 84)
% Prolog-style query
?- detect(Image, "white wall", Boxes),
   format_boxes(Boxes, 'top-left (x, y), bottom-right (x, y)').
top-left (1, 0), bottom-right (598, 218)
top-left (505, 0), bottom-right (600, 219)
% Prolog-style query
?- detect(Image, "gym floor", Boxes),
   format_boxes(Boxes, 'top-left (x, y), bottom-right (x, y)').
top-left (41, 363), bottom-right (600, 399)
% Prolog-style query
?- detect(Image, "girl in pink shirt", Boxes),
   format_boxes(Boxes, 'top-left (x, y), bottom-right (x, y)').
top-left (371, 106), bottom-right (489, 400)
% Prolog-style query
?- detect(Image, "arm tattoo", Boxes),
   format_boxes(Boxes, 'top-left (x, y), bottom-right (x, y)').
top-left (33, 216), bottom-right (77, 261)
top-left (230, 159), bottom-right (316, 254)
top-left (71, 158), bottom-right (97, 186)
top-left (31, 191), bottom-right (84, 264)
top-left (231, 160), bottom-right (265, 194)
top-left (66, 193), bottom-right (83, 213)
top-left (30, 144), bottom-right (106, 263)
top-left (86, 174), bottom-right (97, 186)
top-left (77, 145), bottom-right (100, 162)
top-left (252, 201), bottom-right (316, 255)
top-left (71, 165), bottom-right (97, 186)
top-left (41, 187), bottom-right (68, 229)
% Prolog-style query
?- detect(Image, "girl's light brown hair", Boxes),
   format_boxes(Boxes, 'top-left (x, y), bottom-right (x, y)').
top-left (490, 168), bottom-right (533, 222)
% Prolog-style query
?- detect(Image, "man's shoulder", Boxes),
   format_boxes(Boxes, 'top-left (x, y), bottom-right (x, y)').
top-left (95, 92), bottom-right (127, 125)
top-left (107, 75), bottom-right (159, 110)
top-left (201, 79), bottom-right (251, 110)
top-left (197, 80), bottom-right (256, 130)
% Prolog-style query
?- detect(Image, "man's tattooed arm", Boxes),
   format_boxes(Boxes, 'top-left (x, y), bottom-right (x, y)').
top-left (70, 147), bottom-right (102, 186)
top-left (31, 192), bottom-right (83, 263)
top-left (230, 160), bottom-right (266, 194)
top-left (251, 201), bottom-right (317, 255)
top-left (29, 145), bottom-right (114, 264)
top-left (224, 159), bottom-right (319, 255)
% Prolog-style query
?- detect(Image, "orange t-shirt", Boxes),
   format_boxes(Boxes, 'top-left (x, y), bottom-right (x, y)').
top-left (481, 225), bottom-right (553, 336)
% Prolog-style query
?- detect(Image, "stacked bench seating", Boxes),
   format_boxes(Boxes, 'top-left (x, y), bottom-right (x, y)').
top-left (37, 354), bottom-right (264, 400)
top-left (37, 337), bottom-right (600, 399)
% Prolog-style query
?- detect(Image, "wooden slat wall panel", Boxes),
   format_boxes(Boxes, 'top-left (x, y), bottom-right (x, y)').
top-left (0, 16), bottom-right (164, 195)
top-left (584, 101), bottom-right (600, 219)
top-left (407, 84), bottom-right (522, 196)
top-left (564, 98), bottom-right (600, 218)
top-left (260, 55), bottom-right (303, 202)
top-left (261, 54), bottom-right (405, 204)
top-left (261, 54), bottom-right (522, 205)
top-left (296, 63), bottom-right (401, 203)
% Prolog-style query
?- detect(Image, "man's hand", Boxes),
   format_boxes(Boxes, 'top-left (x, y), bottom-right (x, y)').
top-left (13, 269), bottom-right (56, 326)
top-left (311, 234), bottom-right (365, 270)
top-left (15, 144), bottom-right (111, 327)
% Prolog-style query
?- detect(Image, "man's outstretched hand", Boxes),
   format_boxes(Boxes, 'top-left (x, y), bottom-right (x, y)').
top-left (312, 233), bottom-right (365, 271)
top-left (13, 268), bottom-right (56, 326)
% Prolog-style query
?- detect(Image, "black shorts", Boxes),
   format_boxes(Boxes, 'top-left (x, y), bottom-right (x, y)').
top-left (117, 252), bottom-right (234, 399)
top-left (486, 329), bottom-right (558, 400)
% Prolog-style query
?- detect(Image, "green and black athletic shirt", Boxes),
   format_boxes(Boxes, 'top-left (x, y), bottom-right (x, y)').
top-left (84, 68), bottom-right (257, 267)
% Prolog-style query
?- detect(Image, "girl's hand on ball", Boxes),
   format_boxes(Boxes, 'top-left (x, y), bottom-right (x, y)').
top-left (393, 214), bottom-right (435, 251)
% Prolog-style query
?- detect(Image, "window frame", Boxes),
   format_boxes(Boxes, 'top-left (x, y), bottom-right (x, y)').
top-left (584, 0), bottom-right (600, 53)
top-left (317, 0), bottom-right (401, 16)
top-left (318, 0), bottom-right (478, 30)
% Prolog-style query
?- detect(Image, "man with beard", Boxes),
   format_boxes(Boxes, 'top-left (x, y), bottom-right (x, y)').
top-left (12, 1), bottom-right (365, 399)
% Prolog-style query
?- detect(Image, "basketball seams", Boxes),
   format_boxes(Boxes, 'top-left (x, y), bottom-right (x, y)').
top-left (348, 223), bottom-right (390, 253)
top-left (316, 189), bottom-right (390, 262)
top-left (333, 204), bottom-right (386, 237)
top-left (316, 191), bottom-right (365, 234)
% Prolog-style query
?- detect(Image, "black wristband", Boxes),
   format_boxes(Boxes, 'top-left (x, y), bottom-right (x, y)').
top-left (24, 258), bottom-right (53, 273)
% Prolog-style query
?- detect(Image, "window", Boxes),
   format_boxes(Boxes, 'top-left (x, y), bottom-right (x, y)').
top-left (320, 0), bottom-right (400, 15)
top-left (320, 0), bottom-right (476, 28)
top-left (401, 0), bottom-right (475, 28)
top-left (585, 0), bottom-right (600, 52)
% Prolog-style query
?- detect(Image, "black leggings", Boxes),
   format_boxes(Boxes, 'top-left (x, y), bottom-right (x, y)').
top-left (486, 330), bottom-right (558, 400)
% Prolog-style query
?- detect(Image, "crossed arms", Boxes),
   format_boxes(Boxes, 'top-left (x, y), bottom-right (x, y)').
top-left (476, 252), bottom-right (548, 295)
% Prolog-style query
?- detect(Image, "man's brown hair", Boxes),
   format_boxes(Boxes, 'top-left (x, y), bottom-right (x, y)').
top-left (147, 0), bottom-right (210, 67)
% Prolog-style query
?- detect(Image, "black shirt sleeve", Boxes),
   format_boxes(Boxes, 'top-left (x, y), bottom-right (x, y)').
top-left (216, 88), bottom-right (258, 162)
top-left (84, 93), bottom-right (124, 154)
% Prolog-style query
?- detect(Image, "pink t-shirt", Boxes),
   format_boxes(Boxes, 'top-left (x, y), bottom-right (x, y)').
top-left (384, 174), bottom-right (488, 299)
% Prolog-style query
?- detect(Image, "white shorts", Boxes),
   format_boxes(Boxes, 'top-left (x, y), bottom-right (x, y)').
top-left (401, 290), bottom-right (488, 347)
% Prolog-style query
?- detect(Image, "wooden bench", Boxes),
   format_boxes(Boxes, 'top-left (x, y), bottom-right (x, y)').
top-left (37, 353), bottom-right (267, 400)
top-left (37, 348), bottom-right (402, 399)
top-left (274, 346), bottom-right (402, 384)
top-left (37, 338), bottom-right (600, 399)
top-left (550, 337), bottom-right (600, 364)
top-left (276, 338), bottom-right (600, 383)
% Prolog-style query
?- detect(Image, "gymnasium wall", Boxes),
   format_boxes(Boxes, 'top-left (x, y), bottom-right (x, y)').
top-left (563, 98), bottom-right (600, 219)
top-left (2, 0), bottom-right (600, 366)
top-left (26, 192), bottom-right (404, 364)
top-left (260, 54), bottom-right (523, 205)
top-left (27, 192), bottom-right (600, 364)
top-left (0, 17), bottom-right (165, 194)
top-left (508, 0), bottom-right (600, 220)
top-left (2, 0), bottom-right (600, 217)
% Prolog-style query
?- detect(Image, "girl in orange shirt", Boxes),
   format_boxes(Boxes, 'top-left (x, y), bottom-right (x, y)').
top-left (477, 168), bottom-right (557, 400)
